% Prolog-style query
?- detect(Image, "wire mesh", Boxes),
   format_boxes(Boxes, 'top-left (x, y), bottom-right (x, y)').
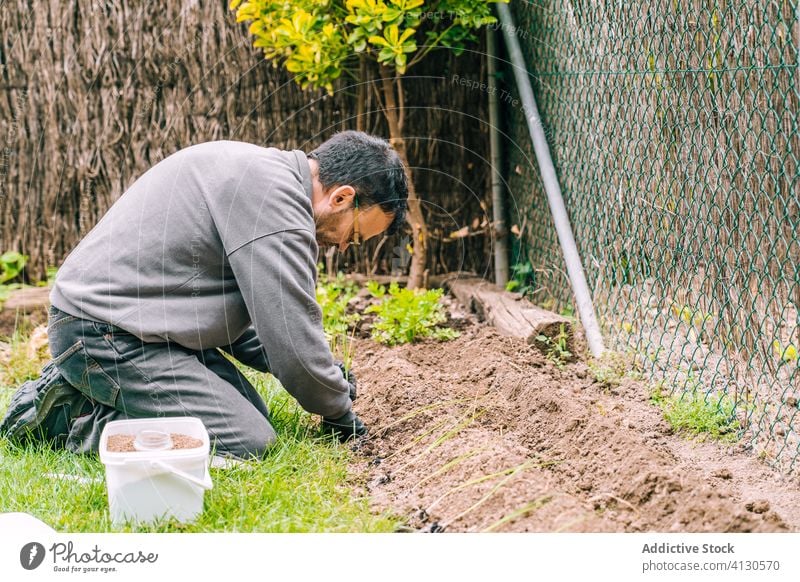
top-left (503, 0), bottom-right (799, 471)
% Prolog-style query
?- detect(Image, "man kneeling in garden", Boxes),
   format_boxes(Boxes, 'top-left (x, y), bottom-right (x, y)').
top-left (0, 131), bottom-right (408, 460)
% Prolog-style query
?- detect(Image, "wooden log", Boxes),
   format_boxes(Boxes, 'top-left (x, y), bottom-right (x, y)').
top-left (3, 286), bottom-right (51, 311)
top-left (440, 275), bottom-right (575, 355)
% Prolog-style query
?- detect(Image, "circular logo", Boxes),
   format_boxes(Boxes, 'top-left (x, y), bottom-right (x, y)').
top-left (20, 542), bottom-right (46, 570)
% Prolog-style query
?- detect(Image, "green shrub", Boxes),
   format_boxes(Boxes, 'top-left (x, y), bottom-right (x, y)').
top-left (0, 251), bottom-right (27, 284)
top-left (365, 282), bottom-right (458, 345)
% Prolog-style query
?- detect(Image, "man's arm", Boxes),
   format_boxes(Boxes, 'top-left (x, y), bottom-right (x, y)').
top-left (219, 327), bottom-right (270, 373)
top-left (227, 228), bottom-right (353, 419)
top-left (220, 327), bottom-right (357, 403)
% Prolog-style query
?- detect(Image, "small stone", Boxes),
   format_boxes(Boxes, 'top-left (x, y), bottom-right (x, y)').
top-left (775, 425), bottom-right (785, 436)
top-left (711, 468), bottom-right (732, 480)
top-left (785, 395), bottom-right (798, 408)
top-left (745, 500), bottom-right (770, 514)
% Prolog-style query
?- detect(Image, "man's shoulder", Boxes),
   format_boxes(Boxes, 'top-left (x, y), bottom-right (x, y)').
top-left (188, 141), bottom-right (313, 250)
top-left (179, 140), bottom-right (289, 159)
top-left (179, 141), bottom-right (303, 181)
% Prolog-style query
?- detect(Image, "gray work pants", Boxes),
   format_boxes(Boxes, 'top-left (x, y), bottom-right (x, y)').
top-left (37, 305), bottom-right (277, 459)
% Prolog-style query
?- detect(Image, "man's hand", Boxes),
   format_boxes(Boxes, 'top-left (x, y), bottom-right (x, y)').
top-left (334, 360), bottom-right (357, 401)
top-left (321, 410), bottom-right (368, 442)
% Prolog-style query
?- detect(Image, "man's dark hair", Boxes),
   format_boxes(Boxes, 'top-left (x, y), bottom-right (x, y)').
top-left (308, 131), bottom-right (408, 236)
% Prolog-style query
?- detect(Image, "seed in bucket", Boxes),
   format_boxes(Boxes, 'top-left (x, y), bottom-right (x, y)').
top-left (107, 433), bottom-right (203, 453)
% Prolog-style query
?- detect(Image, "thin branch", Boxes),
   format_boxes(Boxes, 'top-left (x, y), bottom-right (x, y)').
top-left (406, 24), bottom-right (456, 70)
top-left (369, 235), bottom-right (389, 276)
top-left (370, 75), bottom-right (385, 111)
top-left (397, 76), bottom-right (405, 132)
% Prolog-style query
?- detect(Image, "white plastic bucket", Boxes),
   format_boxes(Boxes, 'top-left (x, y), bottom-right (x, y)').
top-left (99, 417), bottom-right (213, 527)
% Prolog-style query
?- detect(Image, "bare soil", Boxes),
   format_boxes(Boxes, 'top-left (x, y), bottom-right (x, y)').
top-left (107, 433), bottom-right (203, 453)
top-left (0, 304), bottom-right (48, 339)
top-left (349, 319), bottom-right (800, 533)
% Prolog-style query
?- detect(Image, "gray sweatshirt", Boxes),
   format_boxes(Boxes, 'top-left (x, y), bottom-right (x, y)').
top-left (50, 140), bottom-right (352, 419)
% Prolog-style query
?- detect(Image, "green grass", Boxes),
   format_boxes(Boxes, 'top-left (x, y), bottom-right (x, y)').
top-left (650, 383), bottom-right (738, 442)
top-left (0, 329), bottom-right (400, 533)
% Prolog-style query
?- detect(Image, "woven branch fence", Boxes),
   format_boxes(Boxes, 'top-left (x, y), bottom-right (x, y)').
top-left (504, 0), bottom-right (799, 471)
top-left (0, 0), bottom-right (493, 282)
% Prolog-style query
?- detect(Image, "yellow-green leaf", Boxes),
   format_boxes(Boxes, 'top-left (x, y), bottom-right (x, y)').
top-left (398, 27), bottom-right (415, 43)
top-left (384, 24), bottom-right (399, 45)
top-left (368, 35), bottom-right (390, 47)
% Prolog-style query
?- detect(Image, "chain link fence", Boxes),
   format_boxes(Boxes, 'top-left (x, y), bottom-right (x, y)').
top-left (503, 0), bottom-right (799, 471)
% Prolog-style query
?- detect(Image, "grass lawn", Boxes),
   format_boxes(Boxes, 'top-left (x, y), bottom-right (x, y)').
top-left (0, 326), bottom-right (400, 533)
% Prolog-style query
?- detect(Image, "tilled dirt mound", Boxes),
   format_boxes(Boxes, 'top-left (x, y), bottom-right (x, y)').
top-left (350, 322), bottom-right (799, 532)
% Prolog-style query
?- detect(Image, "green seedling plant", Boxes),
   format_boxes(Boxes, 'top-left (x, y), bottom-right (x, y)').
top-left (650, 383), bottom-right (737, 442)
top-left (365, 281), bottom-right (459, 345)
top-left (588, 350), bottom-right (643, 388)
top-left (535, 324), bottom-right (572, 368)
top-left (505, 260), bottom-right (535, 297)
top-left (316, 269), bottom-right (362, 367)
top-left (317, 271), bottom-right (361, 337)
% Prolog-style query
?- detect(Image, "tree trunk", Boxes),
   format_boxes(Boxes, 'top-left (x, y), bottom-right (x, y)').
top-left (356, 56), bottom-right (366, 132)
top-left (380, 68), bottom-right (428, 289)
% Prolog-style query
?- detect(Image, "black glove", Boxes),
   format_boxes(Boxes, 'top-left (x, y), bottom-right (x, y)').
top-left (334, 360), bottom-right (357, 402)
top-left (321, 410), bottom-right (368, 442)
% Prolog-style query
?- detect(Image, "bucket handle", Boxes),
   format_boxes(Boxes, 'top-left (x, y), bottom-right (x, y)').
top-left (148, 460), bottom-right (213, 490)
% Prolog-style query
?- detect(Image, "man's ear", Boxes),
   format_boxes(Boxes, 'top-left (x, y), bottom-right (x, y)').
top-left (328, 185), bottom-right (356, 209)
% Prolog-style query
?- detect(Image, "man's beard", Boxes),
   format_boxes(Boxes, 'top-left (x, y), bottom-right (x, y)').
top-left (314, 208), bottom-right (348, 246)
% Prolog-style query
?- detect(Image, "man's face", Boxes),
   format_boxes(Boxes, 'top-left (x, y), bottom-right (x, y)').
top-left (313, 185), bottom-right (394, 252)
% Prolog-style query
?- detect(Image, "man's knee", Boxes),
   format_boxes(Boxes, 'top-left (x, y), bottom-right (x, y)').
top-left (219, 420), bottom-right (277, 460)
